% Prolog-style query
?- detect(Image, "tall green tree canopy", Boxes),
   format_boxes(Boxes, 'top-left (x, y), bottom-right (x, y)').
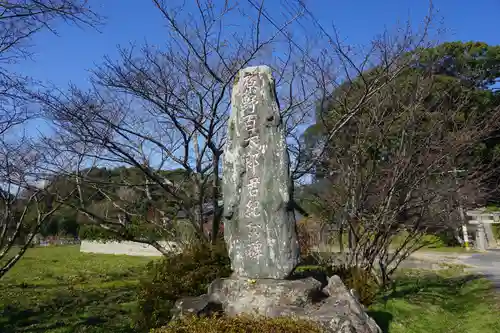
top-left (304, 41), bottom-right (500, 183)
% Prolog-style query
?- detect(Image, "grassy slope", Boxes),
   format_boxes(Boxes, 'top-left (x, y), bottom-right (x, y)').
top-left (0, 246), bottom-right (154, 333)
top-left (0, 246), bottom-right (499, 333)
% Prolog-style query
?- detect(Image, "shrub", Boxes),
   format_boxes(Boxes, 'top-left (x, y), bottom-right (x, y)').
top-left (434, 230), bottom-right (461, 247)
top-left (152, 315), bottom-right (324, 333)
top-left (493, 224), bottom-right (500, 239)
top-left (330, 265), bottom-right (378, 307)
top-left (421, 233), bottom-right (447, 248)
top-left (292, 265), bottom-right (330, 285)
top-left (296, 217), bottom-right (322, 259)
top-left (134, 241), bottom-right (232, 330)
top-left (296, 219), bottom-right (312, 259)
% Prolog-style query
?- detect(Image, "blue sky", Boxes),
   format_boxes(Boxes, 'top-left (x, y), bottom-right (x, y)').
top-left (12, 0), bottom-right (500, 90)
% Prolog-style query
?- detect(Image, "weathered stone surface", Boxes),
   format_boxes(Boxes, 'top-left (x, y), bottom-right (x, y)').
top-left (208, 276), bottom-right (322, 316)
top-left (311, 275), bottom-right (381, 333)
top-left (222, 65), bottom-right (299, 279)
top-left (350, 288), bottom-right (361, 304)
top-left (205, 275), bottom-right (381, 333)
top-left (170, 294), bottom-right (222, 321)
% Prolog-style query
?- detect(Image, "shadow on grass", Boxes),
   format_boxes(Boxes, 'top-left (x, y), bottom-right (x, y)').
top-left (367, 311), bottom-right (393, 333)
top-left (0, 285), bottom-right (142, 333)
top-left (369, 272), bottom-right (493, 333)
top-left (385, 273), bottom-right (488, 311)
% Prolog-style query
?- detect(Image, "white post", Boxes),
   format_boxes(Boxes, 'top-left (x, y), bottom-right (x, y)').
top-left (453, 168), bottom-right (469, 250)
top-left (462, 224), bottom-right (470, 250)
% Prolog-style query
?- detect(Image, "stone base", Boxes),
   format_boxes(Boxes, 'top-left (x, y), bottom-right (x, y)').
top-left (173, 275), bottom-right (381, 333)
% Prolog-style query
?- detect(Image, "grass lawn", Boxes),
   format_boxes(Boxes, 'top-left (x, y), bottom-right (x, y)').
top-left (369, 268), bottom-right (500, 333)
top-left (1, 246), bottom-right (499, 333)
top-left (0, 246), bottom-right (155, 333)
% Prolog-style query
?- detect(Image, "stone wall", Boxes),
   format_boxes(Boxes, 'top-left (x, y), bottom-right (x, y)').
top-left (80, 240), bottom-right (179, 257)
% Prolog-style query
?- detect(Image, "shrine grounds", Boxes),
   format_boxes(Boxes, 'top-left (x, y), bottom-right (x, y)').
top-left (1, 246), bottom-right (499, 333)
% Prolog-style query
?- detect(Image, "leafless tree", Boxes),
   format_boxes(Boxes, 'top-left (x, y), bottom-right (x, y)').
top-left (309, 64), bottom-right (500, 287)
top-left (0, 1), bottom-right (100, 278)
top-left (37, 0), bottom-right (438, 251)
top-left (0, 0), bottom-right (100, 157)
top-left (0, 0), bottom-right (100, 119)
top-left (0, 134), bottom-right (85, 279)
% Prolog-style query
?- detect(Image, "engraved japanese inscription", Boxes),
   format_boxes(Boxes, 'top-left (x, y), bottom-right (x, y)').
top-left (222, 65), bottom-right (300, 279)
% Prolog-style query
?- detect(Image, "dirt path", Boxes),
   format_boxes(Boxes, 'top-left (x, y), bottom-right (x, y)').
top-left (410, 250), bottom-right (500, 290)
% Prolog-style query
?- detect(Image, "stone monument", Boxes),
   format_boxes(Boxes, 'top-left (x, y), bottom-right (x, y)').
top-left (171, 66), bottom-right (381, 333)
top-left (222, 65), bottom-right (299, 279)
